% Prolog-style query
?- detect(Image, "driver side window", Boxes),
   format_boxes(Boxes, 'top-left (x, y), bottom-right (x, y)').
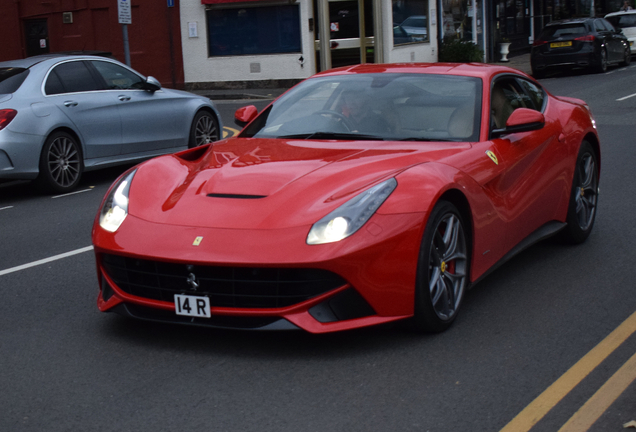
top-left (490, 78), bottom-right (533, 130)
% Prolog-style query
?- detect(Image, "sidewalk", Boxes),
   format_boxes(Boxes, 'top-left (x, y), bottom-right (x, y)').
top-left (195, 53), bottom-right (532, 102)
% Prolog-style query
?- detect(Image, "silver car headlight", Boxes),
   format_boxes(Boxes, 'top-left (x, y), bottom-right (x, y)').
top-left (99, 169), bottom-right (137, 233)
top-left (307, 178), bottom-right (397, 245)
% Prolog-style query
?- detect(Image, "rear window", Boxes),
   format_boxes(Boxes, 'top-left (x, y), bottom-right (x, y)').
top-left (540, 24), bottom-right (588, 40)
top-left (606, 14), bottom-right (636, 28)
top-left (0, 68), bottom-right (29, 94)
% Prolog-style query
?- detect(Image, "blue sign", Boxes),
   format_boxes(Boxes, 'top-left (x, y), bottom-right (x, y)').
top-left (167, 0), bottom-right (174, 7)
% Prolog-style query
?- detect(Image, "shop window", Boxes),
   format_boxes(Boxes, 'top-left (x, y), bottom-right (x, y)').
top-left (392, 0), bottom-right (430, 45)
top-left (443, 0), bottom-right (474, 41)
top-left (207, 5), bottom-right (301, 57)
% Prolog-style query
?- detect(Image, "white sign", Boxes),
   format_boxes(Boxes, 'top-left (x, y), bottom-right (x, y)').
top-left (118, 0), bottom-right (132, 25)
top-left (188, 22), bottom-right (198, 38)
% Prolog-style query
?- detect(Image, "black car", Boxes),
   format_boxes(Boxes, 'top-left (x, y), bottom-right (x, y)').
top-left (531, 18), bottom-right (631, 78)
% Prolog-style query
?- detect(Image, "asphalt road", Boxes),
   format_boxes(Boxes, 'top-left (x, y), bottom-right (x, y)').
top-left (2, 65), bottom-right (636, 432)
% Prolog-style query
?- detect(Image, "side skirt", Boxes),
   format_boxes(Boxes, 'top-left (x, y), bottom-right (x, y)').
top-left (471, 221), bottom-right (567, 287)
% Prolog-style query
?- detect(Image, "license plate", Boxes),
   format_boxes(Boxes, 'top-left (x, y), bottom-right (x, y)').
top-left (550, 41), bottom-right (572, 48)
top-left (174, 294), bottom-right (211, 318)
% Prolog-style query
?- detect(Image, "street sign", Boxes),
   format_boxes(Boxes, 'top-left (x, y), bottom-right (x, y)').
top-left (118, 0), bottom-right (132, 25)
top-left (167, 0), bottom-right (174, 7)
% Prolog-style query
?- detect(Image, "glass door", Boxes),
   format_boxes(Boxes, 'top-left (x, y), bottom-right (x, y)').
top-left (315, 0), bottom-right (375, 70)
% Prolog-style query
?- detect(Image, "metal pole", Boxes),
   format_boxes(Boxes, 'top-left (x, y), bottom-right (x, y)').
top-left (317, 0), bottom-right (331, 71)
top-left (359, 0), bottom-right (366, 63)
top-left (122, 24), bottom-right (131, 66)
top-left (373, 0), bottom-right (384, 63)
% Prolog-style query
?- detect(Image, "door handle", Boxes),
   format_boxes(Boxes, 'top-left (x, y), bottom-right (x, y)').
top-left (63, 101), bottom-right (78, 107)
top-left (118, 95), bottom-right (131, 101)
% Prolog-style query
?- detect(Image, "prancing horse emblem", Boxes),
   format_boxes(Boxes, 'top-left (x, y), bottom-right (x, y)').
top-left (187, 272), bottom-right (199, 291)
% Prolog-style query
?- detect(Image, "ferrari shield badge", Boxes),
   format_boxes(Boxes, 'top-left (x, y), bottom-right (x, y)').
top-left (192, 236), bottom-right (203, 246)
top-left (486, 150), bottom-right (499, 165)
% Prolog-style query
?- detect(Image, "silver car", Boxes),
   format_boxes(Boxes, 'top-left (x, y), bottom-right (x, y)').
top-left (0, 55), bottom-right (223, 193)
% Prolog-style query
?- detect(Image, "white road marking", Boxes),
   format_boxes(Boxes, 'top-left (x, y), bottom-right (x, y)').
top-left (0, 206), bottom-right (13, 211)
top-left (52, 188), bottom-right (93, 199)
top-left (0, 245), bottom-right (94, 277)
top-left (617, 93), bottom-right (636, 101)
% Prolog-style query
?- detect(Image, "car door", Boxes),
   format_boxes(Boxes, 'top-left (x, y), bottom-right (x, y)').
top-left (602, 18), bottom-right (627, 60)
top-left (486, 76), bottom-right (569, 252)
top-left (89, 60), bottom-right (183, 155)
top-left (595, 19), bottom-right (620, 61)
top-left (44, 60), bottom-right (122, 158)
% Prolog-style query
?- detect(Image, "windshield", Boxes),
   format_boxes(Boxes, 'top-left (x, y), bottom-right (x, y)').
top-left (606, 14), bottom-right (636, 28)
top-left (241, 73), bottom-right (482, 142)
top-left (539, 24), bottom-right (588, 40)
top-left (0, 68), bottom-right (29, 94)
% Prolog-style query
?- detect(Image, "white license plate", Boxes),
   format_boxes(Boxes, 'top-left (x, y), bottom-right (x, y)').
top-left (174, 294), bottom-right (211, 318)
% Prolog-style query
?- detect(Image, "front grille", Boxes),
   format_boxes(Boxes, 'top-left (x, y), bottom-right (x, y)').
top-left (101, 253), bottom-right (346, 308)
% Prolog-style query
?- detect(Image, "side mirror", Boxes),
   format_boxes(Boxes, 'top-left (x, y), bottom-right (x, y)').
top-left (491, 108), bottom-right (545, 138)
top-left (143, 76), bottom-right (161, 92)
top-left (235, 105), bottom-right (258, 128)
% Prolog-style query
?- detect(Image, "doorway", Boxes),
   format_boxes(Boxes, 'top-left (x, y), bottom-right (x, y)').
top-left (315, 0), bottom-right (375, 71)
top-left (24, 19), bottom-right (49, 57)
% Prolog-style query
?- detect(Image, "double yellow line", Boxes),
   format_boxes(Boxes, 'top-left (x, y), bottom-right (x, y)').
top-left (501, 310), bottom-right (636, 431)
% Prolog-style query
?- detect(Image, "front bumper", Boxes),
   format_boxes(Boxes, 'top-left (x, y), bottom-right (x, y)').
top-left (93, 211), bottom-right (425, 333)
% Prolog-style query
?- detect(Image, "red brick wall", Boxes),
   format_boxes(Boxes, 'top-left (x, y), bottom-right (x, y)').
top-left (0, 0), bottom-right (185, 89)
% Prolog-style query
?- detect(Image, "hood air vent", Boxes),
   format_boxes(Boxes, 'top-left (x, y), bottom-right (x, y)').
top-left (207, 193), bottom-right (267, 199)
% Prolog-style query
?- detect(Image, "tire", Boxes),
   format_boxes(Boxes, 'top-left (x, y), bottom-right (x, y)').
top-left (36, 131), bottom-right (83, 193)
top-left (622, 46), bottom-right (631, 66)
top-left (560, 141), bottom-right (598, 244)
top-left (596, 48), bottom-right (608, 73)
top-left (189, 110), bottom-right (220, 148)
top-left (412, 201), bottom-right (470, 333)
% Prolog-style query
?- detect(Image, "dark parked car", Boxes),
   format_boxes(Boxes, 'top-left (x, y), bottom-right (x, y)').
top-left (531, 18), bottom-right (631, 78)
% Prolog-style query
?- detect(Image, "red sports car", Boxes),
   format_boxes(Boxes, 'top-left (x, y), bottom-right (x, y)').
top-left (92, 63), bottom-right (599, 333)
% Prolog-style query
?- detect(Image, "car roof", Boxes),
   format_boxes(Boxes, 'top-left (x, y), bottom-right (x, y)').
top-left (313, 62), bottom-right (528, 81)
top-left (545, 18), bottom-right (593, 26)
top-left (0, 54), bottom-right (114, 69)
top-left (606, 10), bottom-right (636, 17)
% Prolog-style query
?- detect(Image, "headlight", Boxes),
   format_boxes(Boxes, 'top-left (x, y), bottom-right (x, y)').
top-left (99, 169), bottom-right (137, 233)
top-left (307, 178), bottom-right (397, 245)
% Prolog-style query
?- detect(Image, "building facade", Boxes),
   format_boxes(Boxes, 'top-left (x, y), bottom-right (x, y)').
top-left (180, 0), bottom-right (439, 89)
top-left (1, 0), bottom-right (631, 89)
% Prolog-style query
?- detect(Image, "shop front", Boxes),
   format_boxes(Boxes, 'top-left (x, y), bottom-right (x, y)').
top-left (180, 0), bottom-right (438, 89)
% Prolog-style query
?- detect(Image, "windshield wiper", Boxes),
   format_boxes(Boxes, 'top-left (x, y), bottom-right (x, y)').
top-left (278, 132), bottom-right (385, 141)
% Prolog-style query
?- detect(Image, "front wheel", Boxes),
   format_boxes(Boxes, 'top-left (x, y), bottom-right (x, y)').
top-left (36, 131), bottom-right (83, 193)
top-left (412, 201), bottom-right (470, 333)
top-left (560, 141), bottom-right (599, 244)
top-left (189, 110), bottom-right (220, 148)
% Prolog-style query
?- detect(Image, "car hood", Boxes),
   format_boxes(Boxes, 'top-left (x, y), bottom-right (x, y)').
top-left (127, 137), bottom-right (469, 229)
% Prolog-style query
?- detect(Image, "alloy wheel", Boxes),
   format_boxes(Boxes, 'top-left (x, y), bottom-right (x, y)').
top-left (47, 135), bottom-right (81, 188)
top-left (427, 212), bottom-right (468, 320)
top-left (193, 113), bottom-right (219, 147)
top-left (574, 152), bottom-right (598, 231)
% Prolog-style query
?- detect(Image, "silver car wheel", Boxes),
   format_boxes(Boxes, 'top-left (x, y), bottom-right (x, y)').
top-left (37, 131), bottom-right (83, 193)
top-left (190, 111), bottom-right (219, 148)
top-left (48, 135), bottom-right (81, 187)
